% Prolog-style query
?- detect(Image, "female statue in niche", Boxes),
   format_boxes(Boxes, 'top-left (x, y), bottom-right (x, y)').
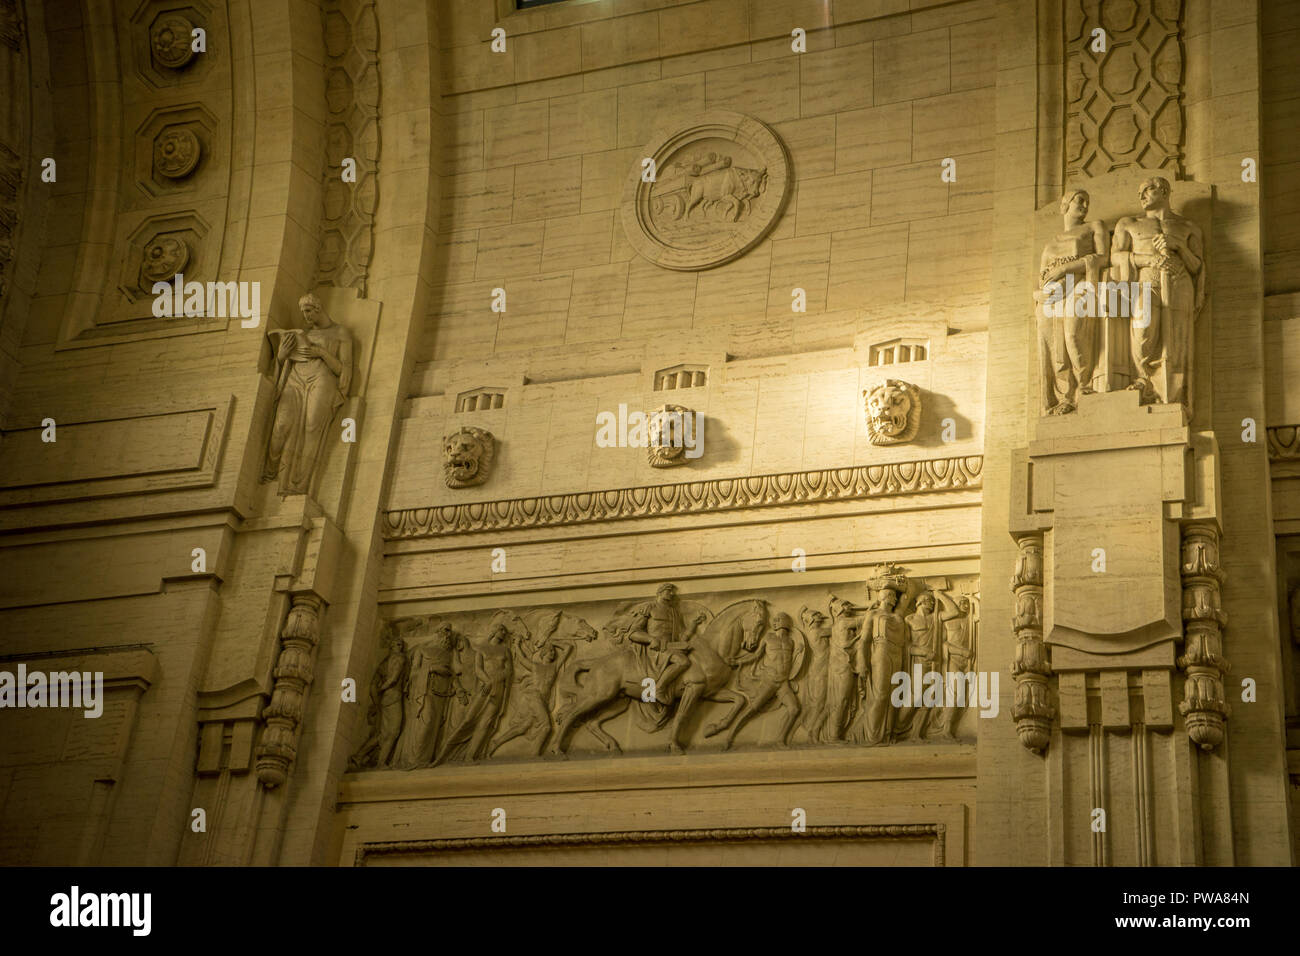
top-left (1036, 189), bottom-right (1109, 415)
top-left (262, 293), bottom-right (353, 496)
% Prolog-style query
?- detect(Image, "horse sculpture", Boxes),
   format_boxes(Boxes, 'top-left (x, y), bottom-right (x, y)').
top-left (548, 600), bottom-right (769, 755)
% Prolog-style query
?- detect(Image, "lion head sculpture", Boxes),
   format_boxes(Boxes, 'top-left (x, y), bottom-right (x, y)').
top-left (863, 379), bottom-right (921, 445)
top-left (647, 404), bottom-right (700, 468)
top-left (442, 426), bottom-right (495, 488)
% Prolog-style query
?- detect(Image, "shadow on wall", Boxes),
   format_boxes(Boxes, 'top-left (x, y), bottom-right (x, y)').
top-left (699, 415), bottom-right (741, 467)
top-left (915, 390), bottom-right (972, 450)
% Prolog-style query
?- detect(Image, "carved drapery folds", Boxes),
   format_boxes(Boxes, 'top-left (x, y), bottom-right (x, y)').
top-left (348, 573), bottom-right (981, 771)
top-left (1011, 534), bottom-right (1053, 753)
top-left (318, 0), bottom-right (379, 295)
top-left (1064, 0), bottom-right (1184, 179)
top-left (256, 594), bottom-right (325, 788)
top-left (1178, 523), bottom-right (1229, 751)
top-left (261, 293), bottom-right (354, 497)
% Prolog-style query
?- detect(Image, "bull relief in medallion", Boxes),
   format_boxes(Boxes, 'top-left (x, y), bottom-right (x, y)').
top-left (621, 110), bottom-right (790, 271)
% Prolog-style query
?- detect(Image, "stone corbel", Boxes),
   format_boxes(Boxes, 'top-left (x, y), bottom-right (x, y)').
top-left (1010, 533), bottom-right (1053, 753)
top-left (1010, 394), bottom-right (1227, 756)
top-left (254, 515), bottom-right (343, 788)
top-left (256, 593), bottom-right (324, 787)
top-left (1177, 521), bottom-right (1230, 750)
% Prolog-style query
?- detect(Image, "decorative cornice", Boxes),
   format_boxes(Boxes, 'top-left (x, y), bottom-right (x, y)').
top-left (382, 455), bottom-right (983, 539)
top-left (355, 823), bottom-right (946, 865)
top-left (1267, 425), bottom-right (1300, 462)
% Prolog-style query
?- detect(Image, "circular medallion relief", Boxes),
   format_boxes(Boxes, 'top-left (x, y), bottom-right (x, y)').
top-left (151, 15), bottom-right (195, 69)
top-left (141, 236), bottom-right (190, 284)
top-left (621, 111), bottom-right (790, 271)
top-left (154, 128), bottom-right (201, 178)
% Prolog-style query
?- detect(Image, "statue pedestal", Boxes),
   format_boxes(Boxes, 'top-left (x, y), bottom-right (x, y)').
top-left (1018, 390), bottom-right (1189, 655)
top-left (1010, 389), bottom-right (1224, 863)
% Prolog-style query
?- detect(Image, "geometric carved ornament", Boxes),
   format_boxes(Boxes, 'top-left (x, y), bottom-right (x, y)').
top-left (1065, 0), bottom-right (1184, 179)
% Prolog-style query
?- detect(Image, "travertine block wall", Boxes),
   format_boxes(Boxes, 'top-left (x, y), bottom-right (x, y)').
top-left (0, 0), bottom-right (1292, 868)
top-left (420, 0), bottom-right (998, 367)
top-left (352, 0), bottom-right (994, 865)
top-left (390, 319), bottom-right (986, 508)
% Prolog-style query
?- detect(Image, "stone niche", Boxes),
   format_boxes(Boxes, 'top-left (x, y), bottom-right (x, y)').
top-left (348, 572), bottom-right (981, 772)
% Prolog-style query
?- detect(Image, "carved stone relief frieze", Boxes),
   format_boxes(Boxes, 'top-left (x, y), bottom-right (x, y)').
top-left (385, 454), bottom-right (984, 538)
top-left (348, 569), bottom-right (981, 772)
top-left (621, 110), bottom-right (790, 271)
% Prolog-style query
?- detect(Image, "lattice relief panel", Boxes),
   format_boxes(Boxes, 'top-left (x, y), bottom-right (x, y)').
top-left (318, 0), bottom-right (379, 295)
top-left (1065, 0), bottom-right (1184, 179)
